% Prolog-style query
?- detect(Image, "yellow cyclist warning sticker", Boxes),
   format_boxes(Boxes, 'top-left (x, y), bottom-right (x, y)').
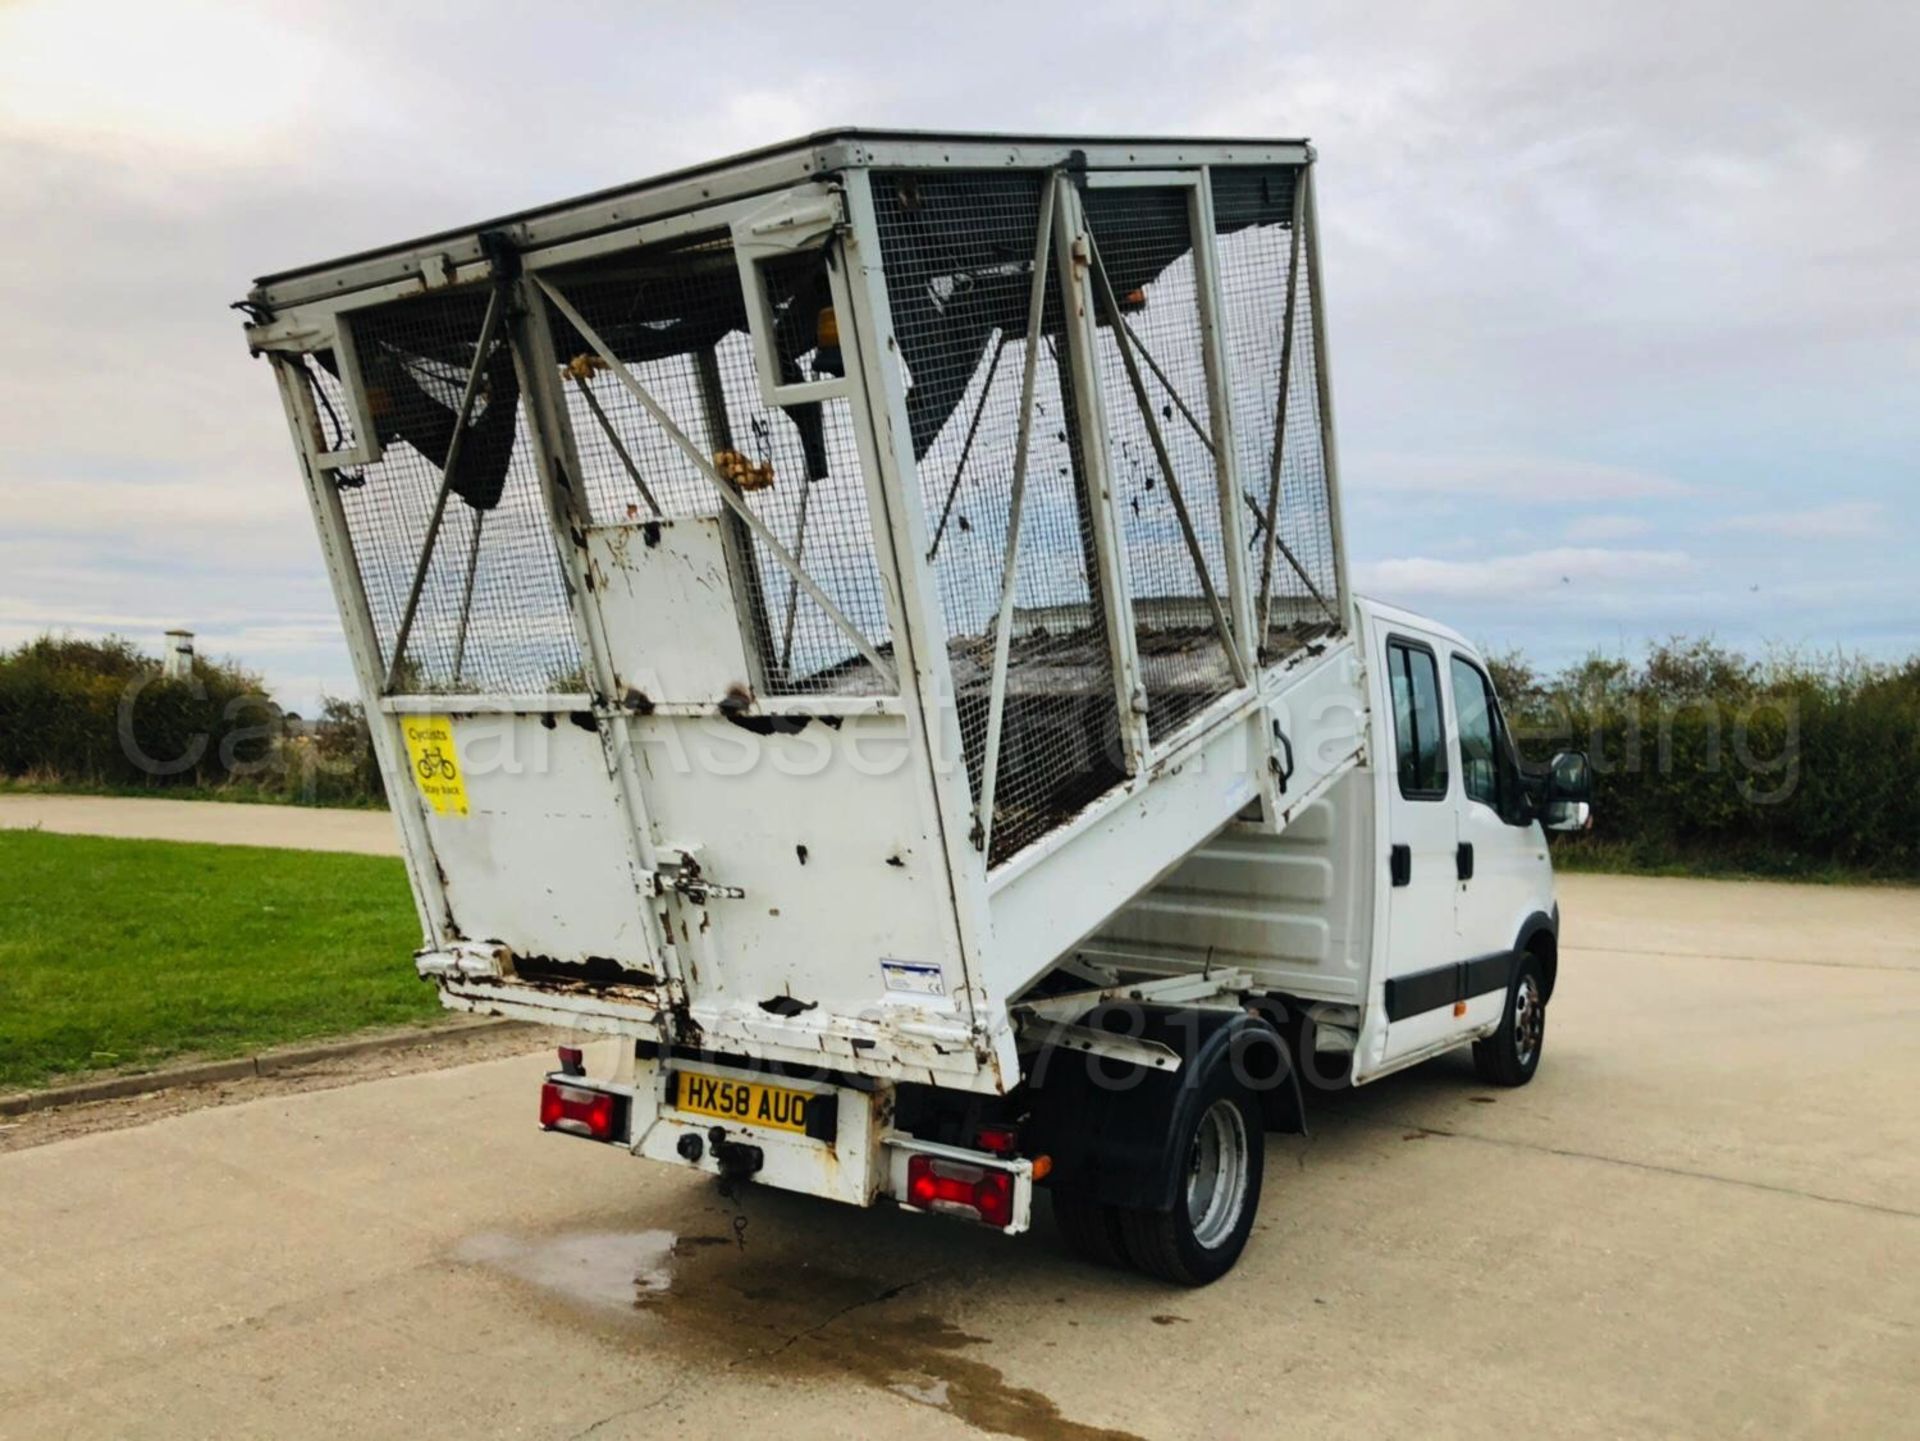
top-left (401, 718), bottom-right (468, 816)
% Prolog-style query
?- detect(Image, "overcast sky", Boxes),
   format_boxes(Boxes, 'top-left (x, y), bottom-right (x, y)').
top-left (1, 0), bottom-right (1913, 710)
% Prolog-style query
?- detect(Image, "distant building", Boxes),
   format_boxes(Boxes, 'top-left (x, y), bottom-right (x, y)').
top-left (162, 629), bottom-right (194, 681)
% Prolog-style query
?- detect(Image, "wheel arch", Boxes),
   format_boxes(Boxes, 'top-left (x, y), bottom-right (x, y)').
top-left (1026, 1007), bottom-right (1296, 1213)
top-left (1515, 908), bottom-right (1559, 1001)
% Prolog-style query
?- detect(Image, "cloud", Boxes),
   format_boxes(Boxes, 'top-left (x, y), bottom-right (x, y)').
top-left (1356, 546), bottom-right (1691, 605)
top-left (1563, 513), bottom-right (1653, 543)
top-left (0, 478), bottom-right (305, 539)
top-left (1348, 453), bottom-right (1690, 503)
top-left (1714, 501), bottom-right (1883, 541)
top-left (0, 2), bottom-right (355, 170)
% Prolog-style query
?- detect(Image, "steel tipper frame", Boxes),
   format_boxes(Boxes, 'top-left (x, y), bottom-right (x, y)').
top-left (240, 130), bottom-right (1360, 1107)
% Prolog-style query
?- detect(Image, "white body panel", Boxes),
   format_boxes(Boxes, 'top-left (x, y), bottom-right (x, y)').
top-left (586, 518), bottom-right (756, 706)
top-left (1101, 598), bottom-right (1559, 1088)
top-left (630, 708), bottom-right (981, 1059)
top-left (420, 716), bottom-right (655, 968)
top-left (1355, 599), bottom-right (1557, 1082)
top-left (1092, 766), bottom-right (1375, 1006)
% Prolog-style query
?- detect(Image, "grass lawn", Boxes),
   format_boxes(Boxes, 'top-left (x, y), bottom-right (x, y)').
top-left (0, 830), bottom-right (435, 1090)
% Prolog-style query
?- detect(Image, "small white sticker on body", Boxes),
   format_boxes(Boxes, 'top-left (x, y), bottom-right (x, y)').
top-left (880, 959), bottom-right (946, 997)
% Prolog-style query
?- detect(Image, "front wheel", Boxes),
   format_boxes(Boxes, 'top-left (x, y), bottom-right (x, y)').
top-left (1117, 1085), bottom-right (1264, 1286)
top-left (1474, 954), bottom-right (1546, 1086)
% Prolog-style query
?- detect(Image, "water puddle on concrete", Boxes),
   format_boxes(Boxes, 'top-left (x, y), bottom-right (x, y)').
top-left (639, 1249), bottom-right (1144, 1441)
top-left (458, 1226), bottom-right (1143, 1441)
top-left (454, 1230), bottom-right (680, 1313)
top-left (888, 1376), bottom-right (952, 1408)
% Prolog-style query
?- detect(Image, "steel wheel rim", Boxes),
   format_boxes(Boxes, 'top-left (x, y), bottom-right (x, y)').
top-left (1185, 1098), bottom-right (1250, 1250)
top-left (1513, 973), bottom-right (1544, 1067)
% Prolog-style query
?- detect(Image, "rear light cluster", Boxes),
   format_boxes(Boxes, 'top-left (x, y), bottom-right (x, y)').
top-left (539, 1081), bottom-right (623, 1142)
top-left (974, 1124), bottom-right (1019, 1156)
top-left (906, 1154), bottom-right (1014, 1228)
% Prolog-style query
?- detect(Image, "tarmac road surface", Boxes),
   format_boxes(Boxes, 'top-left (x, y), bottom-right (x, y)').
top-left (1, 865), bottom-right (1916, 1438)
top-left (0, 793), bottom-right (399, 855)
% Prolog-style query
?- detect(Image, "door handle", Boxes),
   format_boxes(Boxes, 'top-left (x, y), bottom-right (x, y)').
top-left (1269, 720), bottom-right (1295, 794)
top-left (1390, 844), bottom-right (1411, 887)
top-left (1456, 842), bottom-right (1474, 881)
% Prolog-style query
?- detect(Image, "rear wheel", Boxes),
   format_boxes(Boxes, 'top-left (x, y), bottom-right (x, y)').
top-left (1473, 954), bottom-right (1546, 1086)
top-left (1117, 1083), bottom-right (1264, 1286)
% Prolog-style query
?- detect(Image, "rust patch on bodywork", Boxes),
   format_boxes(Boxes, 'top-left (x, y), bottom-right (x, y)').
top-left (716, 684), bottom-right (813, 735)
top-left (510, 953), bottom-right (661, 990)
top-left (757, 994), bottom-right (817, 1017)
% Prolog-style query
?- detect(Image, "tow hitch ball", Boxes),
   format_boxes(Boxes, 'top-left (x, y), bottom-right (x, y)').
top-left (706, 1126), bottom-right (764, 1184)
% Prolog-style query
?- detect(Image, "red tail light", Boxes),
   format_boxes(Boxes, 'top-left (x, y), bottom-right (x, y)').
top-left (975, 1124), bottom-right (1018, 1156)
top-left (539, 1081), bottom-right (620, 1141)
top-left (905, 1154), bottom-right (1015, 1228)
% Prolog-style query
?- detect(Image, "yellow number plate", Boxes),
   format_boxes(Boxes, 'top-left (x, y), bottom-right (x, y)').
top-left (674, 1072), bottom-right (813, 1134)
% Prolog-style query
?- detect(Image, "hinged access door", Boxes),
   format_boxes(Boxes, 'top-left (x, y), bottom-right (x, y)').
top-left (1074, 170), bottom-right (1256, 742)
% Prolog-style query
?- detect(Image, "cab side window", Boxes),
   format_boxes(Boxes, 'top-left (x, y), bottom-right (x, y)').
top-left (1451, 656), bottom-right (1501, 811)
top-left (1388, 640), bottom-right (1448, 799)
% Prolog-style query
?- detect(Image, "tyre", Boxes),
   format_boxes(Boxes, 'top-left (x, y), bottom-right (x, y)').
top-left (1474, 953), bottom-right (1546, 1087)
top-left (1116, 1073), bottom-right (1264, 1286)
top-left (1050, 1191), bottom-right (1131, 1268)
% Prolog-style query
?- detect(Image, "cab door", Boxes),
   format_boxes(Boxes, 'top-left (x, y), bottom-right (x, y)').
top-left (1449, 651), bottom-right (1548, 1027)
top-left (1378, 631), bottom-right (1472, 1064)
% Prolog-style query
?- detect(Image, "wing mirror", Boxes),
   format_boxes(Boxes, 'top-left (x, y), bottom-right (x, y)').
top-left (1541, 750), bottom-right (1592, 832)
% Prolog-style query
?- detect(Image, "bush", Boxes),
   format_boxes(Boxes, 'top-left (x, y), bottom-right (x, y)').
top-left (0, 635), bottom-right (383, 807)
top-left (1501, 639), bottom-right (1920, 880)
top-left (0, 636), bottom-right (271, 787)
top-left (289, 696), bottom-right (387, 807)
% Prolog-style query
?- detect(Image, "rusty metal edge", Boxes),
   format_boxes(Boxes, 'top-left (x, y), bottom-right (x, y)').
top-left (0, 1019), bottom-right (534, 1117)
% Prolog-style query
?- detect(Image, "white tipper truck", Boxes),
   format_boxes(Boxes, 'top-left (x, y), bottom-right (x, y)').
top-left (240, 130), bottom-right (1592, 1284)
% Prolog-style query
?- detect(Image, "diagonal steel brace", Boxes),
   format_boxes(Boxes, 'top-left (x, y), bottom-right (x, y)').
top-left (975, 174), bottom-right (1060, 857)
top-left (1084, 232), bottom-right (1250, 689)
top-left (385, 284), bottom-right (507, 692)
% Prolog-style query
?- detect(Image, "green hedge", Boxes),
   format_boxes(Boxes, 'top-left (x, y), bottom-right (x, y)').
top-left (0, 636), bottom-right (270, 785)
top-left (0, 635), bottom-right (382, 807)
top-left (1490, 641), bottom-right (1920, 880)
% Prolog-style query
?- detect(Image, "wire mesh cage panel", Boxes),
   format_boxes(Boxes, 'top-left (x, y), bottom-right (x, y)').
top-left (872, 170), bottom-right (1128, 865)
top-left (330, 286), bottom-right (586, 695)
top-left (539, 237), bottom-right (893, 696)
top-left (1209, 166), bottom-right (1340, 659)
top-left (272, 141), bottom-right (1344, 881)
top-left (1082, 185), bottom-right (1236, 741)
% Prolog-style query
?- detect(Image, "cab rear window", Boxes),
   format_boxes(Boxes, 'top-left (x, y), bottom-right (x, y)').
top-left (1388, 639), bottom-right (1448, 799)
